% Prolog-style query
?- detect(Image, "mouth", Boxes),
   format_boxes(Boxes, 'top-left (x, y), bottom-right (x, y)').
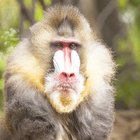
top-left (56, 83), bottom-right (75, 93)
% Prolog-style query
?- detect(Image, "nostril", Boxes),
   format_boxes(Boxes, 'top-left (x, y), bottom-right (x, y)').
top-left (61, 72), bottom-right (68, 78)
top-left (69, 73), bottom-right (75, 78)
top-left (59, 72), bottom-right (76, 81)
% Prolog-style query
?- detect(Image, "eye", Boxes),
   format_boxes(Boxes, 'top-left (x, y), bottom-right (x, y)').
top-left (50, 42), bottom-right (63, 49)
top-left (69, 43), bottom-right (80, 50)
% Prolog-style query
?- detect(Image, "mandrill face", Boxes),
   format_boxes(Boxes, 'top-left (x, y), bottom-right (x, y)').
top-left (30, 6), bottom-right (115, 114)
top-left (44, 40), bottom-right (85, 113)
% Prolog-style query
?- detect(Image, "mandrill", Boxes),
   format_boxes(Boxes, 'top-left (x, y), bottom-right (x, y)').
top-left (0, 5), bottom-right (116, 140)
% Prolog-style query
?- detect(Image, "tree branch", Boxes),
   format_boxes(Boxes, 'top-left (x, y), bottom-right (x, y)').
top-left (38, 0), bottom-right (47, 10)
top-left (17, 0), bottom-right (34, 24)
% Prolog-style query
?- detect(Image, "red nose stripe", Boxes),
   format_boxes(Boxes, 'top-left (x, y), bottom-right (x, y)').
top-left (63, 44), bottom-right (72, 71)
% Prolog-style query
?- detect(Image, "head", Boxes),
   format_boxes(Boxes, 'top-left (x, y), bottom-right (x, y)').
top-left (29, 5), bottom-right (115, 113)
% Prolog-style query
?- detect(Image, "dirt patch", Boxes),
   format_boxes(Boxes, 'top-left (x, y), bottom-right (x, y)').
top-left (111, 110), bottom-right (140, 140)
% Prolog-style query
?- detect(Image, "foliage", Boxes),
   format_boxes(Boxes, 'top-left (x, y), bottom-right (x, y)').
top-left (0, 0), bottom-right (19, 110)
top-left (0, 0), bottom-right (19, 29)
top-left (116, 0), bottom-right (140, 109)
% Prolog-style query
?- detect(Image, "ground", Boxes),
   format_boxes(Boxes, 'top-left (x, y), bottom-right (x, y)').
top-left (111, 110), bottom-right (140, 140)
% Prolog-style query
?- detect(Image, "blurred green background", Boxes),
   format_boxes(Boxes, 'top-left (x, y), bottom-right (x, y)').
top-left (0, 0), bottom-right (140, 112)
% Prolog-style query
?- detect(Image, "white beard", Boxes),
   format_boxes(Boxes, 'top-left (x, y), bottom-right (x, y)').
top-left (44, 73), bottom-right (85, 113)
